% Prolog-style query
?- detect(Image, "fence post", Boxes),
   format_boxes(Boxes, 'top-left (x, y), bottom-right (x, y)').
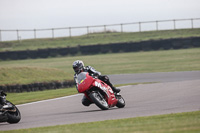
top-left (0, 30), bottom-right (1, 41)
top-left (139, 22), bottom-right (141, 32)
top-left (121, 24), bottom-right (123, 33)
top-left (17, 29), bottom-right (19, 41)
top-left (104, 25), bottom-right (106, 33)
top-left (69, 27), bottom-right (71, 37)
top-left (191, 19), bottom-right (194, 29)
top-left (87, 26), bottom-right (89, 35)
top-left (52, 28), bottom-right (54, 38)
top-left (173, 20), bottom-right (176, 30)
top-left (34, 29), bottom-right (36, 39)
top-left (156, 21), bottom-right (159, 31)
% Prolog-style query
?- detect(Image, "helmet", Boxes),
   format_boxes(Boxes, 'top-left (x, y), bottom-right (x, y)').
top-left (72, 60), bottom-right (84, 73)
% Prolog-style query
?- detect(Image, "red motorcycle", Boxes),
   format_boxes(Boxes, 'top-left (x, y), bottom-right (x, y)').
top-left (77, 72), bottom-right (125, 110)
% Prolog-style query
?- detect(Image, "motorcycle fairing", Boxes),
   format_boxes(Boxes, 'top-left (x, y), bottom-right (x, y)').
top-left (93, 79), bottom-right (118, 107)
top-left (77, 72), bottom-right (94, 93)
top-left (93, 80), bottom-right (110, 98)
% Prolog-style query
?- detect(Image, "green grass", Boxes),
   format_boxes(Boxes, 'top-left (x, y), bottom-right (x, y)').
top-left (0, 28), bottom-right (200, 52)
top-left (1, 111), bottom-right (200, 133)
top-left (6, 87), bottom-right (77, 105)
top-left (0, 67), bottom-right (71, 85)
top-left (1, 48), bottom-right (200, 85)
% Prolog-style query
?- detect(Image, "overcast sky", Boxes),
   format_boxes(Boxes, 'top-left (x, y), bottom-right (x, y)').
top-left (0, 0), bottom-right (200, 30)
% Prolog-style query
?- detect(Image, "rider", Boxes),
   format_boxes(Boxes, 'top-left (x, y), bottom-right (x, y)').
top-left (73, 60), bottom-right (120, 106)
top-left (0, 90), bottom-right (8, 109)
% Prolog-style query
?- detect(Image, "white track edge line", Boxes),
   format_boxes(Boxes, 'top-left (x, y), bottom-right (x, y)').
top-left (16, 94), bottom-right (81, 107)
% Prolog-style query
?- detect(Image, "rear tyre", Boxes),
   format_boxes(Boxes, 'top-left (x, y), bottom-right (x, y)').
top-left (116, 95), bottom-right (125, 108)
top-left (89, 91), bottom-right (109, 110)
top-left (6, 101), bottom-right (21, 124)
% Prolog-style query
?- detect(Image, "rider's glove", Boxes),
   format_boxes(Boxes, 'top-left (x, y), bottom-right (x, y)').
top-left (92, 73), bottom-right (99, 78)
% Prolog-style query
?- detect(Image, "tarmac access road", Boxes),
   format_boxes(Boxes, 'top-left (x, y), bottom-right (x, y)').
top-left (0, 71), bottom-right (200, 131)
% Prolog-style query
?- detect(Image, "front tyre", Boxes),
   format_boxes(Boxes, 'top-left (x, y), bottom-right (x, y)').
top-left (116, 95), bottom-right (125, 108)
top-left (89, 91), bottom-right (109, 110)
top-left (6, 101), bottom-right (21, 124)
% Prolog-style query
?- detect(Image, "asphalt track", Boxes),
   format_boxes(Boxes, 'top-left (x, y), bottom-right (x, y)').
top-left (1, 71), bottom-right (200, 131)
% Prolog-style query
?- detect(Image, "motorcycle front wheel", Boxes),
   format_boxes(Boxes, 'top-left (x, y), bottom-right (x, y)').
top-left (116, 95), bottom-right (125, 108)
top-left (6, 101), bottom-right (21, 124)
top-left (89, 91), bottom-right (109, 110)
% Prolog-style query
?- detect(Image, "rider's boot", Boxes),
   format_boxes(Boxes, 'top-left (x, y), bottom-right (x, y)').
top-left (106, 81), bottom-right (121, 93)
top-left (106, 80), bottom-right (120, 93)
top-left (111, 87), bottom-right (121, 93)
top-left (98, 75), bottom-right (121, 93)
top-left (0, 104), bottom-right (3, 110)
top-left (82, 95), bottom-right (93, 106)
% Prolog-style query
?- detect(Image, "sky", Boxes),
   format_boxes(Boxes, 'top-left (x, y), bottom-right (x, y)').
top-left (0, 0), bottom-right (200, 29)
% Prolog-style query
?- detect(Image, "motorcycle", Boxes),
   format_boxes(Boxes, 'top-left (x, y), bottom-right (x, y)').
top-left (77, 72), bottom-right (125, 110)
top-left (0, 91), bottom-right (21, 124)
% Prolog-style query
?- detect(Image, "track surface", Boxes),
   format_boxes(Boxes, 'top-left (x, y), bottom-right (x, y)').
top-left (1, 71), bottom-right (200, 131)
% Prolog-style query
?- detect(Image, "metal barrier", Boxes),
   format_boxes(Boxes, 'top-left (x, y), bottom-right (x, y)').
top-left (0, 18), bottom-right (200, 41)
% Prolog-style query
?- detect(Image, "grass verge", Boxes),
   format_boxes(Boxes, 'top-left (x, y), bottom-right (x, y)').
top-left (6, 87), bottom-right (77, 105)
top-left (1, 111), bottom-right (200, 133)
top-left (1, 48), bottom-right (200, 84)
top-left (0, 67), bottom-right (71, 85)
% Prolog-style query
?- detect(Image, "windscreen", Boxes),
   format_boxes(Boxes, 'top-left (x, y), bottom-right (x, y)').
top-left (77, 72), bottom-right (87, 84)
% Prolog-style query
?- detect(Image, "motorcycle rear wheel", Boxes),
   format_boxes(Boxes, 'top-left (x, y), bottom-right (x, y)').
top-left (89, 91), bottom-right (109, 110)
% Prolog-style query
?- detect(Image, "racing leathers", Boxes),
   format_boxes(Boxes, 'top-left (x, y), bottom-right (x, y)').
top-left (0, 90), bottom-right (7, 109)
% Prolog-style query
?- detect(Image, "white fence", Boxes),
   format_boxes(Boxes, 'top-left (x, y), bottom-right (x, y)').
top-left (0, 18), bottom-right (200, 41)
